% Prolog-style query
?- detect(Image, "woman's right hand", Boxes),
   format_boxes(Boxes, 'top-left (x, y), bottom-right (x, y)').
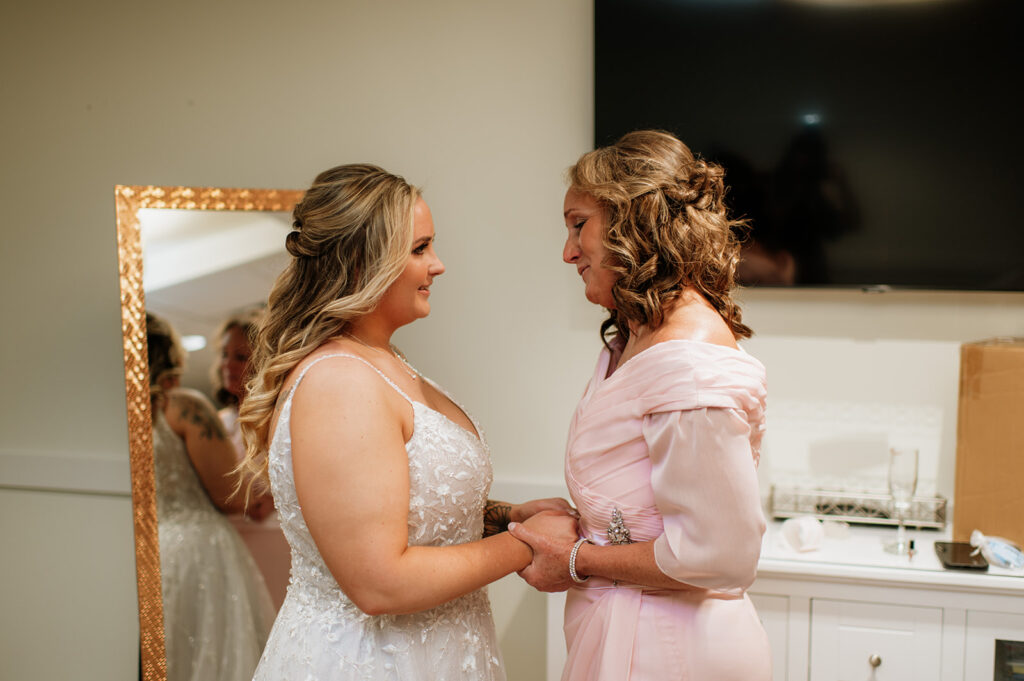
top-left (508, 511), bottom-right (581, 593)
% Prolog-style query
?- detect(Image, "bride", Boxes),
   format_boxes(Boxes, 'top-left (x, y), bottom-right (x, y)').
top-left (238, 163), bottom-right (576, 680)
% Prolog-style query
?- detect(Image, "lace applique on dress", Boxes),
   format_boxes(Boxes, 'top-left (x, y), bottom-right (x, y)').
top-left (252, 354), bottom-right (504, 681)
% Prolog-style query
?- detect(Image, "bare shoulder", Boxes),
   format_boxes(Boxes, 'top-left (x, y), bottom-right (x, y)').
top-left (287, 350), bottom-right (413, 500)
top-left (165, 387), bottom-right (227, 439)
top-left (659, 301), bottom-right (739, 350)
top-left (287, 351), bottom-right (412, 438)
top-left (291, 353), bottom-right (390, 402)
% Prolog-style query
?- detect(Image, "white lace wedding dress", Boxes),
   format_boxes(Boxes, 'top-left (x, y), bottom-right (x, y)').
top-left (153, 409), bottom-right (276, 681)
top-left (252, 354), bottom-right (506, 681)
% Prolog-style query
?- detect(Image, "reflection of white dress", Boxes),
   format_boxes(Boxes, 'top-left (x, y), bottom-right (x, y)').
top-left (153, 409), bottom-right (276, 681)
top-left (253, 353), bottom-right (505, 681)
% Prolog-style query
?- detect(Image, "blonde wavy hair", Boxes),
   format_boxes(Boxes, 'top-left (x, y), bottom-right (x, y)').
top-left (568, 129), bottom-right (752, 345)
top-left (237, 164), bottom-right (419, 494)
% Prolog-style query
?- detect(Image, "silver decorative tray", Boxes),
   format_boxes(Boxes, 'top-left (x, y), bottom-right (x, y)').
top-left (769, 485), bottom-right (947, 529)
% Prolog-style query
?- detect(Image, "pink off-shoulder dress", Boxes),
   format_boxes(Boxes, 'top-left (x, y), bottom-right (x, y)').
top-left (562, 339), bottom-right (771, 681)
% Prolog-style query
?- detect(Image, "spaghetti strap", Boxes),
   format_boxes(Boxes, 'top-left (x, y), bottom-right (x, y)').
top-left (288, 352), bottom-right (414, 405)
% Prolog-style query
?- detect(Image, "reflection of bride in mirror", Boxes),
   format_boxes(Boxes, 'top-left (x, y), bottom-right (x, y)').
top-left (211, 308), bottom-right (290, 610)
top-left (147, 312), bottom-right (275, 681)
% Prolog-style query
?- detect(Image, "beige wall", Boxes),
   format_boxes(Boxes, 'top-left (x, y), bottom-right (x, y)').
top-left (1, 2), bottom-right (1022, 680)
top-left (0, 2), bottom-right (592, 679)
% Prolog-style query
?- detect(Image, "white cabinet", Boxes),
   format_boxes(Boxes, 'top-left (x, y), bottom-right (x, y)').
top-left (809, 600), bottom-right (942, 681)
top-left (751, 568), bottom-right (1024, 681)
top-left (964, 610), bottom-right (1024, 681)
top-left (750, 593), bottom-right (790, 681)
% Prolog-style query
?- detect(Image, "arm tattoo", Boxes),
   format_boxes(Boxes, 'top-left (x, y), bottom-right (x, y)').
top-left (482, 500), bottom-right (512, 537)
top-left (170, 393), bottom-right (229, 441)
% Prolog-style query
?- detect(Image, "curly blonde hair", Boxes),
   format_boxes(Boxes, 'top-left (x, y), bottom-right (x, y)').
top-left (237, 164), bottom-right (419, 493)
top-left (568, 129), bottom-right (752, 345)
top-left (209, 306), bottom-right (264, 407)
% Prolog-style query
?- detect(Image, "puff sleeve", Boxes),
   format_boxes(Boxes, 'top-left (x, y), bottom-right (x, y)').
top-left (645, 407), bottom-right (765, 594)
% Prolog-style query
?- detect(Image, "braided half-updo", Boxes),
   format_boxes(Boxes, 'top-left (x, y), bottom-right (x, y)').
top-left (237, 163), bottom-right (419, 496)
top-left (568, 130), bottom-right (752, 346)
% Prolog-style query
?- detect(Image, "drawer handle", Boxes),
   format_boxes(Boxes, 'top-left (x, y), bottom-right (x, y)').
top-left (868, 654), bottom-right (882, 668)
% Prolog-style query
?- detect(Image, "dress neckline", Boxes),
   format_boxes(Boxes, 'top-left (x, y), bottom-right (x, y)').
top-left (409, 397), bottom-right (484, 447)
top-left (601, 337), bottom-right (750, 383)
top-left (272, 355), bottom-right (484, 451)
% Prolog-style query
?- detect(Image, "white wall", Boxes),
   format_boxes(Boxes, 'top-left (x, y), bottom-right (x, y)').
top-left (740, 288), bottom-right (1022, 503)
top-left (1, 2), bottom-right (1022, 680)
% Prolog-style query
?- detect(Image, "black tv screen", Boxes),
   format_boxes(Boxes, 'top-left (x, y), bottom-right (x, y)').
top-left (595, 0), bottom-right (1024, 290)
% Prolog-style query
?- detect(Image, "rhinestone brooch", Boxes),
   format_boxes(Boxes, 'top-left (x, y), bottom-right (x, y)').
top-left (607, 507), bottom-right (634, 545)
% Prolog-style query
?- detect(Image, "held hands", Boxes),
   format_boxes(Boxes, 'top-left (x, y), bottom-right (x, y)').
top-left (510, 497), bottom-right (578, 524)
top-left (508, 511), bottom-right (581, 593)
top-left (484, 497), bottom-right (576, 538)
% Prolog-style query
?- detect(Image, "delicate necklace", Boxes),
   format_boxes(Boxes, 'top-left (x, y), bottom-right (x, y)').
top-left (344, 333), bottom-right (419, 381)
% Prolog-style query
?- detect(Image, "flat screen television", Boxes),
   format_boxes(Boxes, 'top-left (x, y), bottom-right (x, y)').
top-left (595, 0), bottom-right (1023, 290)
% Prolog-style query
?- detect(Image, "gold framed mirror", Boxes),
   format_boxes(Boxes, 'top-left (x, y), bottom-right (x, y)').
top-left (115, 185), bottom-right (303, 681)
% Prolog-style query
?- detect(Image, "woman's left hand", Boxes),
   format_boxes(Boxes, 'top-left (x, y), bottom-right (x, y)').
top-left (510, 497), bottom-right (578, 524)
top-left (508, 511), bottom-right (580, 592)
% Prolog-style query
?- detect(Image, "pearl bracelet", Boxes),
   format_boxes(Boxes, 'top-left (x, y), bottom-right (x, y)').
top-left (569, 537), bottom-right (593, 584)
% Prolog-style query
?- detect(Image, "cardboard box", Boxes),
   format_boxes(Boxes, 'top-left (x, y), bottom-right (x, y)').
top-left (954, 337), bottom-right (1024, 547)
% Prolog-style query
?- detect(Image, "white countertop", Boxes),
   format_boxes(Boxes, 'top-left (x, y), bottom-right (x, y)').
top-left (757, 519), bottom-right (1024, 594)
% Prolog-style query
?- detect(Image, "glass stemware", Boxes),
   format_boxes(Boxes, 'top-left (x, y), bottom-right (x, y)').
top-left (884, 446), bottom-right (919, 555)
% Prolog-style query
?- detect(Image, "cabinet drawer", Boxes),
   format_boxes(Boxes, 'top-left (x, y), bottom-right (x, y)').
top-left (810, 599), bottom-right (942, 681)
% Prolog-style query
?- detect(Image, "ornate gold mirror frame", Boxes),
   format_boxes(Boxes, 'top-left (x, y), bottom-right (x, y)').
top-left (114, 185), bottom-right (303, 681)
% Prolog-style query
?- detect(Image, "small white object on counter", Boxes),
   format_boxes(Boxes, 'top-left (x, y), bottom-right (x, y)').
top-left (781, 516), bottom-right (824, 552)
top-left (971, 529), bottom-right (1024, 570)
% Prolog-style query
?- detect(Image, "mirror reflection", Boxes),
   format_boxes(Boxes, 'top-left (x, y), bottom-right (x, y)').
top-left (146, 308), bottom-right (275, 681)
top-left (116, 187), bottom-right (302, 681)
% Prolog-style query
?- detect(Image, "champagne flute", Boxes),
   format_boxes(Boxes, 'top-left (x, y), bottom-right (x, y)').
top-left (884, 447), bottom-right (919, 555)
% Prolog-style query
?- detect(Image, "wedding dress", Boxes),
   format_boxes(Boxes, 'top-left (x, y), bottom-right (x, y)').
top-left (153, 408), bottom-right (276, 681)
top-left (252, 353), bottom-right (505, 681)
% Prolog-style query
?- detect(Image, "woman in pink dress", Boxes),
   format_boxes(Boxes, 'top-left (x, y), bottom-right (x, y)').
top-left (509, 130), bottom-right (772, 680)
top-left (211, 308), bottom-right (291, 610)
